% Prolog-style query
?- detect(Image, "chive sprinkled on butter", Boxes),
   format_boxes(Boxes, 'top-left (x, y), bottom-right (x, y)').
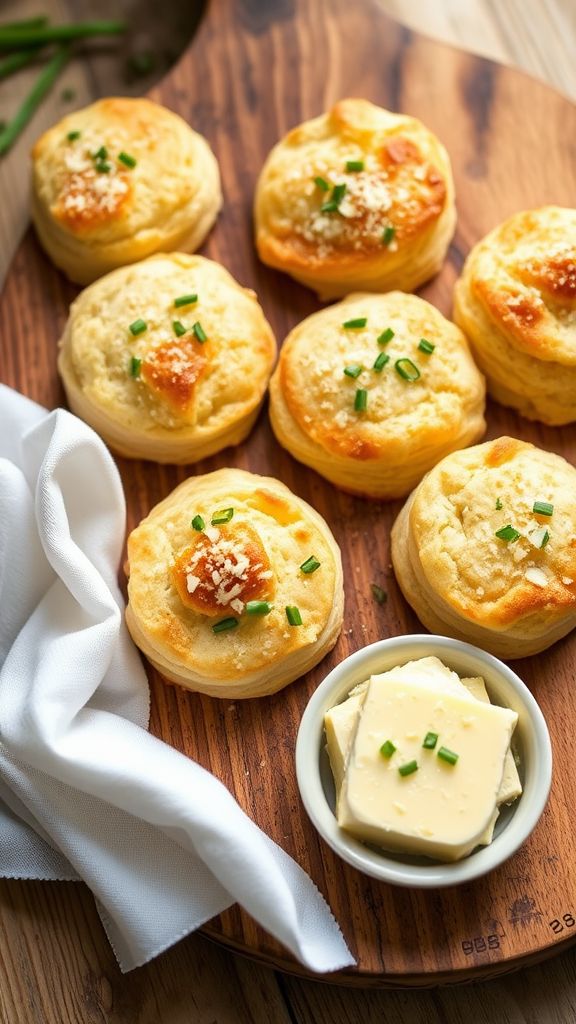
top-left (495, 524), bottom-right (520, 542)
top-left (129, 318), bottom-right (147, 336)
top-left (373, 352), bottom-right (389, 372)
top-left (343, 364), bottom-right (363, 379)
top-left (286, 605), bottom-right (302, 626)
top-left (192, 321), bottom-right (207, 343)
top-left (191, 514), bottom-right (205, 531)
top-left (495, 497), bottom-right (503, 510)
top-left (129, 356), bottom-right (142, 378)
top-left (321, 182), bottom-right (347, 213)
top-left (380, 740), bottom-right (396, 759)
top-left (314, 175), bottom-right (330, 191)
top-left (422, 732), bottom-right (438, 750)
top-left (342, 317), bottom-right (367, 329)
top-left (354, 388), bottom-right (368, 412)
top-left (174, 293), bottom-right (198, 308)
top-left (398, 760), bottom-right (418, 777)
top-left (371, 583), bottom-right (387, 605)
top-left (345, 159), bottom-right (364, 172)
top-left (300, 555), bottom-right (321, 574)
top-left (66, 129), bottom-right (81, 141)
top-left (212, 617), bottom-right (238, 634)
top-left (118, 150), bottom-right (137, 168)
top-left (437, 746), bottom-right (459, 766)
top-left (382, 225), bottom-right (395, 246)
top-left (395, 358), bottom-right (420, 381)
top-left (95, 159), bottom-right (111, 173)
top-left (533, 500), bottom-right (554, 517)
top-left (246, 600), bottom-right (273, 615)
top-left (378, 327), bottom-right (394, 345)
top-left (93, 145), bottom-right (107, 159)
top-left (418, 338), bottom-right (435, 354)
top-left (211, 508), bottom-right (234, 525)
top-left (173, 320), bottom-right (187, 337)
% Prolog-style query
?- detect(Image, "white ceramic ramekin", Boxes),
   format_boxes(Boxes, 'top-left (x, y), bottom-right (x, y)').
top-left (295, 634), bottom-right (552, 887)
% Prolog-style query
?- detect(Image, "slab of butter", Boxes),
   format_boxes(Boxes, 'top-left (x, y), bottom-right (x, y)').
top-left (329, 657), bottom-right (519, 861)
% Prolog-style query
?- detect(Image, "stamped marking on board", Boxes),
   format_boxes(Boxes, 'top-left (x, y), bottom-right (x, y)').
top-left (508, 895), bottom-right (543, 926)
top-left (461, 918), bottom-right (506, 957)
top-left (549, 913), bottom-right (576, 935)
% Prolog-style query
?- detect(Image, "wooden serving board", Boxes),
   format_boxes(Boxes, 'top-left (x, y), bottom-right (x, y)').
top-left (2, 0), bottom-right (576, 988)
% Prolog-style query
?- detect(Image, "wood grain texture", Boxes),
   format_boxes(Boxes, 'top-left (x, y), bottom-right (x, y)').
top-left (2, 0), bottom-right (576, 1002)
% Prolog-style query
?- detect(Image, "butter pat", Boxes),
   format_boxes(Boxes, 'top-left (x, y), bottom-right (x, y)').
top-left (330, 658), bottom-right (519, 862)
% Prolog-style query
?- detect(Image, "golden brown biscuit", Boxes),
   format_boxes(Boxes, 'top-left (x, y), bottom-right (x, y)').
top-left (254, 98), bottom-right (455, 299)
top-left (453, 207), bottom-right (576, 425)
top-left (125, 468), bottom-right (344, 697)
top-left (268, 291), bottom-right (485, 498)
top-left (391, 437), bottom-right (576, 658)
top-left (58, 254), bottom-right (276, 463)
top-left (32, 97), bottom-right (221, 284)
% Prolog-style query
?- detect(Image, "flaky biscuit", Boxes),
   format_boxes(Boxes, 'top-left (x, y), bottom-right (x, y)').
top-left (268, 291), bottom-right (485, 498)
top-left (32, 97), bottom-right (221, 284)
top-left (58, 254), bottom-right (276, 463)
top-left (391, 437), bottom-right (576, 658)
top-left (453, 207), bottom-right (576, 425)
top-left (125, 469), bottom-right (344, 697)
top-left (254, 98), bottom-right (455, 299)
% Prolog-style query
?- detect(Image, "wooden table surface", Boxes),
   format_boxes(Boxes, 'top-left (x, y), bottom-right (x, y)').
top-left (1, 2), bottom-right (575, 1022)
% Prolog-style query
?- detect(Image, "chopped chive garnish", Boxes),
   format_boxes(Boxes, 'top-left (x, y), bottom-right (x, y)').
top-left (173, 321), bottom-right (188, 337)
top-left (191, 514), bottom-right (205, 531)
top-left (129, 318), bottom-right (147, 336)
top-left (531, 526), bottom-right (550, 549)
top-left (373, 352), bottom-right (389, 372)
top-left (398, 760), bottom-right (418, 777)
top-left (371, 583), bottom-right (387, 605)
top-left (378, 328), bottom-right (394, 345)
top-left (354, 388), bottom-right (368, 412)
top-left (395, 358), bottom-right (420, 382)
top-left (422, 732), bottom-right (438, 750)
top-left (174, 293), bottom-right (198, 308)
top-left (66, 129), bottom-right (80, 141)
top-left (495, 524), bottom-right (520, 542)
top-left (382, 225), bottom-right (396, 246)
top-left (246, 600), bottom-right (273, 615)
top-left (380, 740), bottom-right (396, 759)
top-left (343, 364), bottom-right (363, 379)
top-left (95, 160), bottom-right (111, 173)
top-left (345, 159), bottom-right (364, 172)
top-left (118, 150), bottom-right (137, 168)
top-left (343, 317), bottom-right (367, 329)
top-left (314, 176), bottom-right (330, 191)
top-left (300, 555), bottom-right (321, 574)
top-left (418, 338), bottom-right (435, 355)
top-left (93, 145), bottom-right (107, 159)
top-left (495, 497), bottom-right (503, 510)
top-left (533, 500), bottom-right (554, 517)
top-left (211, 508), bottom-right (234, 525)
top-left (212, 617), bottom-right (238, 634)
top-left (286, 605), bottom-right (302, 626)
top-left (437, 747), bottom-right (459, 766)
top-left (192, 321), bottom-right (207, 343)
top-left (129, 356), bottom-right (142, 378)
top-left (321, 182), bottom-right (347, 213)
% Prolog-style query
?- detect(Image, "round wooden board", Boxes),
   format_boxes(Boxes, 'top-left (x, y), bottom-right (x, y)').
top-left (2, 0), bottom-right (576, 987)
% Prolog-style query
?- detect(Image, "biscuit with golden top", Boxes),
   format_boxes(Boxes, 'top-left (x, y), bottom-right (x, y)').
top-left (268, 291), bottom-right (485, 498)
top-left (58, 254), bottom-right (276, 463)
top-left (254, 98), bottom-right (455, 299)
top-left (32, 97), bottom-right (221, 284)
top-left (453, 207), bottom-right (576, 425)
top-left (391, 436), bottom-right (576, 658)
top-left (125, 468), bottom-right (344, 697)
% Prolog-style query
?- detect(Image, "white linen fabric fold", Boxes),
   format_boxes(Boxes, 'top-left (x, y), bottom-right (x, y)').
top-left (0, 384), bottom-right (354, 973)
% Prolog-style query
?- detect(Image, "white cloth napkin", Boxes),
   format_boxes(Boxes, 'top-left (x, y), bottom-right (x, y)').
top-left (0, 384), bottom-right (354, 973)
